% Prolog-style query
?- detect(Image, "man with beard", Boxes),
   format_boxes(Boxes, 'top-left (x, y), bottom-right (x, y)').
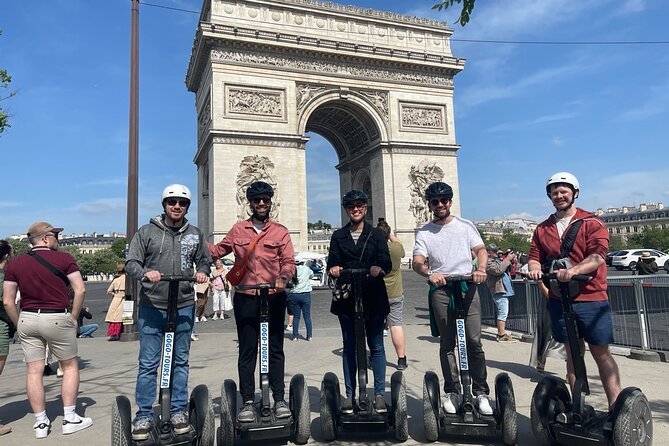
top-left (208, 181), bottom-right (296, 423)
top-left (125, 184), bottom-right (211, 441)
top-left (411, 182), bottom-right (492, 416)
top-left (527, 172), bottom-right (621, 411)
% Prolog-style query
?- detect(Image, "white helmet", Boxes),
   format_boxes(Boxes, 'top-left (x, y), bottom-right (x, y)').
top-left (546, 172), bottom-right (580, 194)
top-left (162, 184), bottom-right (192, 202)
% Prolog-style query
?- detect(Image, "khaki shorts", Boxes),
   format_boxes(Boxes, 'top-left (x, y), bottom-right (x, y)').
top-left (386, 296), bottom-right (404, 326)
top-left (18, 311), bottom-right (78, 363)
top-left (0, 320), bottom-right (9, 356)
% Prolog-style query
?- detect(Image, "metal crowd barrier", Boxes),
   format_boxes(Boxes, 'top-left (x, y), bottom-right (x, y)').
top-left (478, 277), bottom-right (669, 353)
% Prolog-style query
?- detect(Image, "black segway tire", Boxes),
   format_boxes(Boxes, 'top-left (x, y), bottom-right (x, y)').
top-left (290, 374), bottom-right (311, 445)
top-left (495, 373), bottom-right (518, 446)
top-left (190, 384), bottom-right (215, 446)
top-left (530, 376), bottom-right (571, 446)
top-left (320, 372), bottom-right (340, 441)
top-left (613, 388), bottom-right (653, 446)
top-left (391, 371), bottom-right (408, 442)
top-left (218, 380), bottom-right (237, 446)
top-left (111, 395), bottom-right (132, 446)
top-left (423, 371), bottom-right (440, 442)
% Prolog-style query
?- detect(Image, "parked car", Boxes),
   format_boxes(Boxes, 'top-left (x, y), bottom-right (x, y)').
top-left (611, 249), bottom-right (669, 271)
top-left (606, 250), bottom-right (623, 266)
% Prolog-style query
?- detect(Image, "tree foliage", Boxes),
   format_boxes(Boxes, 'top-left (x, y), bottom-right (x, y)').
top-left (4, 238), bottom-right (30, 256)
top-left (308, 220), bottom-right (332, 230)
top-left (111, 237), bottom-right (127, 259)
top-left (0, 30), bottom-right (17, 136)
top-left (432, 0), bottom-right (476, 26)
top-left (627, 228), bottom-right (669, 251)
top-left (482, 229), bottom-right (531, 254)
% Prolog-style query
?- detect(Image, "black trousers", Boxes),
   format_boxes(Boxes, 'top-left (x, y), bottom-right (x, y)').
top-left (234, 291), bottom-right (287, 402)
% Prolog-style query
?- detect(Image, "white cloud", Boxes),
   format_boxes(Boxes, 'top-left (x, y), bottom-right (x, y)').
top-left (617, 81), bottom-right (669, 121)
top-left (0, 201), bottom-right (20, 208)
top-left (552, 137), bottom-right (565, 146)
top-left (75, 198), bottom-right (126, 215)
top-left (485, 112), bottom-right (577, 133)
top-left (88, 177), bottom-right (127, 186)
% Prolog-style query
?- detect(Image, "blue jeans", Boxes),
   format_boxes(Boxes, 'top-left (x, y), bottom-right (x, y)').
top-left (135, 304), bottom-right (194, 419)
top-left (288, 292), bottom-right (312, 339)
top-left (78, 324), bottom-right (99, 338)
top-left (338, 314), bottom-right (386, 397)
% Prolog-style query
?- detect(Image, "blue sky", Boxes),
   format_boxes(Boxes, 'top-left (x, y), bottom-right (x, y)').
top-left (2, 0), bottom-right (668, 238)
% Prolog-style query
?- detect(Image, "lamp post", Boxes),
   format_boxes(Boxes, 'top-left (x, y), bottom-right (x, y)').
top-left (121, 0), bottom-right (140, 342)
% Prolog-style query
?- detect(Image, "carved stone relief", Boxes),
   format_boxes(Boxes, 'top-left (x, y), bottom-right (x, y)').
top-left (197, 92), bottom-right (211, 136)
top-left (236, 155), bottom-right (281, 221)
top-left (297, 83), bottom-right (328, 115)
top-left (359, 90), bottom-right (389, 123)
top-left (400, 102), bottom-right (446, 132)
top-left (225, 85), bottom-right (285, 120)
top-left (212, 48), bottom-right (454, 87)
top-left (408, 160), bottom-right (444, 226)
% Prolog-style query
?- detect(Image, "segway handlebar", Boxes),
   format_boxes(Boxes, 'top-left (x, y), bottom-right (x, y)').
top-left (543, 273), bottom-right (592, 282)
top-left (340, 267), bottom-right (386, 277)
top-left (425, 274), bottom-right (473, 285)
top-left (141, 275), bottom-right (198, 282)
top-left (236, 282), bottom-right (295, 291)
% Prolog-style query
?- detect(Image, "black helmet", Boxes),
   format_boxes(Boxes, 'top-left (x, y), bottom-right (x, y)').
top-left (246, 181), bottom-right (274, 200)
top-left (341, 190), bottom-right (368, 207)
top-left (425, 182), bottom-right (453, 200)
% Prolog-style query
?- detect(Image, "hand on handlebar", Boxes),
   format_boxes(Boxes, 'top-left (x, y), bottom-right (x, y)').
top-left (143, 270), bottom-right (162, 283)
top-left (527, 270), bottom-right (543, 281)
top-left (274, 277), bottom-right (288, 290)
top-left (329, 266), bottom-right (342, 278)
top-left (195, 272), bottom-right (208, 284)
top-left (427, 272), bottom-right (447, 286)
top-left (369, 266), bottom-right (383, 277)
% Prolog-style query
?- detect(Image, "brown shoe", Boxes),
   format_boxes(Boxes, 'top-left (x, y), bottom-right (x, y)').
top-left (496, 333), bottom-right (518, 343)
top-left (0, 423), bottom-right (11, 435)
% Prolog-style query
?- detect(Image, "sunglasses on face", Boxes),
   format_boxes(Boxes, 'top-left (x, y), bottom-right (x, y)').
top-left (429, 197), bottom-right (450, 206)
top-left (166, 198), bottom-right (190, 207)
top-left (45, 233), bottom-right (58, 240)
top-left (252, 197), bottom-right (271, 205)
top-left (346, 203), bottom-right (366, 211)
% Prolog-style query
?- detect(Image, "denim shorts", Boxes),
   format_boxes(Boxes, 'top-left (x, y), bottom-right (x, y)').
top-left (492, 294), bottom-right (509, 321)
top-left (547, 299), bottom-right (614, 346)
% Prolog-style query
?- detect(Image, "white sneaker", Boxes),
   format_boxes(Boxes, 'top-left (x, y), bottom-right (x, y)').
top-left (195, 317), bottom-right (200, 323)
top-left (212, 314), bottom-right (219, 320)
top-left (62, 414), bottom-right (93, 434)
top-left (284, 325), bottom-right (292, 332)
top-left (200, 316), bottom-right (207, 322)
top-left (191, 333), bottom-right (199, 341)
top-left (34, 420), bottom-right (50, 439)
top-left (441, 393), bottom-right (461, 414)
top-left (476, 395), bottom-right (493, 415)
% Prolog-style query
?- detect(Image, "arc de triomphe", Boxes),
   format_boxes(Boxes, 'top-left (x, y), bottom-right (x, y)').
top-left (186, 0), bottom-right (465, 251)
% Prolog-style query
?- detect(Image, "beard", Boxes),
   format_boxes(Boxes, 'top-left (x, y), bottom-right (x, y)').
top-left (251, 205), bottom-right (271, 221)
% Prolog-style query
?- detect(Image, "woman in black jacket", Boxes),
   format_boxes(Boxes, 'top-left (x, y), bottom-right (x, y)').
top-left (327, 190), bottom-right (391, 415)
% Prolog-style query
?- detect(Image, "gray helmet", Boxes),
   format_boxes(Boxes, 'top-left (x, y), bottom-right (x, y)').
top-left (425, 182), bottom-right (453, 200)
top-left (341, 190), bottom-right (368, 207)
top-left (246, 181), bottom-right (274, 200)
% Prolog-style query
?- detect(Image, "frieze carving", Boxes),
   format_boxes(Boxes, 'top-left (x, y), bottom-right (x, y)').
top-left (400, 104), bottom-right (445, 130)
top-left (211, 48), bottom-right (454, 87)
top-left (408, 160), bottom-right (444, 227)
top-left (227, 87), bottom-right (284, 118)
top-left (236, 155), bottom-right (280, 221)
top-left (212, 136), bottom-right (303, 148)
top-left (359, 90), bottom-right (389, 123)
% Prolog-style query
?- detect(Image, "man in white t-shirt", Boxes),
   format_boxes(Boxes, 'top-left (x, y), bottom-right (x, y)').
top-left (412, 181), bottom-right (492, 416)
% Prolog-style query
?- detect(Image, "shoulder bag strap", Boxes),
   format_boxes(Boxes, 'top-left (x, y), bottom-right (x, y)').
top-left (560, 219), bottom-right (584, 258)
top-left (28, 251), bottom-right (70, 287)
top-left (238, 224), bottom-right (270, 267)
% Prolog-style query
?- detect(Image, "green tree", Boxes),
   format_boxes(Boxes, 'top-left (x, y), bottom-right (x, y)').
top-left (609, 235), bottom-right (626, 252)
top-left (432, 0), bottom-right (476, 26)
top-left (111, 237), bottom-right (127, 259)
top-left (482, 229), bottom-right (531, 254)
top-left (4, 238), bottom-right (30, 256)
top-left (1, 30), bottom-right (17, 135)
top-left (90, 248), bottom-right (123, 275)
top-left (627, 227), bottom-right (669, 251)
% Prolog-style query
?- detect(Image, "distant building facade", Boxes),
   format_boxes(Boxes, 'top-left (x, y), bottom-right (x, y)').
top-left (14, 231), bottom-right (125, 254)
top-left (306, 229), bottom-right (335, 254)
top-left (596, 202), bottom-right (668, 243)
top-left (475, 218), bottom-right (537, 242)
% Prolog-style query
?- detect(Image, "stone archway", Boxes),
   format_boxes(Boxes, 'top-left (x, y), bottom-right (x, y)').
top-left (187, 0), bottom-right (465, 250)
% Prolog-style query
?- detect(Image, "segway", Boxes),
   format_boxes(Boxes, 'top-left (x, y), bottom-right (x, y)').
top-left (218, 283), bottom-right (310, 445)
top-left (423, 275), bottom-right (517, 445)
top-left (530, 273), bottom-right (653, 445)
top-left (320, 268), bottom-right (408, 442)
top-left (112, 276), bottom-right (215, 446)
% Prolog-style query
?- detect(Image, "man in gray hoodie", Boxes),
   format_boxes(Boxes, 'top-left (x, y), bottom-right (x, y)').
top-left (125, 184), bottom-right (211, 441)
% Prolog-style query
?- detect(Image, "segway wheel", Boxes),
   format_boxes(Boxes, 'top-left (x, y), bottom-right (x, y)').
top-left (218, 380), bottom-right (237, 446)
top-left (495, 373), bottom-right (518, 446)
top-left (613, 388), bottom-right (653, 446)
top-left (391, 371), bottom-right (408, 442)
top-left (189, 384), bottom-right (215, 446)
top-left (111, 395), bottom-right (132, 446)
top-left (530, 376), bottom-right (571, 446)
top-left (290, 374), bottom-right (311, 445)
top-left (423, 371), bottom-right (440, 442)
top-left (320, 372), bottom-right (340, 441)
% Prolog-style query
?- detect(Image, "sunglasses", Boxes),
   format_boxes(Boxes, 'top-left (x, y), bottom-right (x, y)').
top-left (429, 197), bottom-right (450, 206)
top-left (252, 197), bottom-right (271, 205)
top-left (166, 198), bottom-right (190, 207)
top-left (45, 233), bottom-right (58, 240)
top-left (346, 203), bottom-right (366, 210)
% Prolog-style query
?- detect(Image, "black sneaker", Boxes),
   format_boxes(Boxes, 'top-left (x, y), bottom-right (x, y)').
top-left (274, 400), bottom-right (291, 419)
top-left (374, 395), bottom-right (387, 414)
top-left (170, 411), bottom-right (191, 435)
top-left (132, 417), bottom-right (154, 441)
top-left (238, 401), bottom-right (255, 423)
top-left (341, 396), bottom-right (354, 414)
top-left (397, 357), bottom-right (408, 370)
